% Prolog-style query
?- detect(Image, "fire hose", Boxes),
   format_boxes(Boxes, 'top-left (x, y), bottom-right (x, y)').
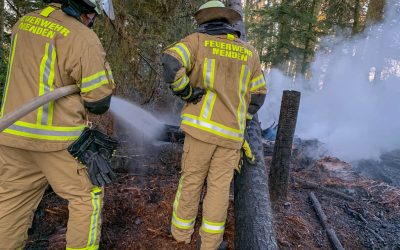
top-left (0, 85), bottom-right (80, 133)
top-left (0, 85), bottom-right (118, 187)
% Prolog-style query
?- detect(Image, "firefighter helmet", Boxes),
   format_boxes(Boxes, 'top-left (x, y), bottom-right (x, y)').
top-left (194, 0), bottom-right (241, 25)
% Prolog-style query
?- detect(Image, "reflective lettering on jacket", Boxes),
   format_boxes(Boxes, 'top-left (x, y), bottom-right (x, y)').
top-left (204, 40), bottom-right (253, 62)
top-left (18, 15), bottom-right (70, 39)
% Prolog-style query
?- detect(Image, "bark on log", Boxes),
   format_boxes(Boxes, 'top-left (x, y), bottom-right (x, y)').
top-left (269, 90), bottom-right (301, 201)
top-left (226, 0), bottom-right (277, 248)
top-left (309, 192), bottom-right (345, 250)
top-left (0, 85), bottom-right (80, 132)
top-left (234, 116), bottom-right (278, 249)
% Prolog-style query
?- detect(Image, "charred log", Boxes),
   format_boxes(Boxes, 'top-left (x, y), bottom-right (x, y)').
top-left (309, 192), bottom-right (345, 250)
top-left (269, 90), bottom-right (301, 201)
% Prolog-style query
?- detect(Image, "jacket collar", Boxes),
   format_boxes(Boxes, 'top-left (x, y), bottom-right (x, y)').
top-left (196, 20), bottom-right (241, 37)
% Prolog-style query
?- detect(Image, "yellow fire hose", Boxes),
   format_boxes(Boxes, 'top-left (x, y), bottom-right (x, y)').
top-left (0, 85), bottom-right (80, 132)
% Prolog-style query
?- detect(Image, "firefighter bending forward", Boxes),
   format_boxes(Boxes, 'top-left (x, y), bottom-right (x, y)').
top-left (161, 1), bottom-right (267, 249)
top-left (0, 1), bottom-right (115, 249)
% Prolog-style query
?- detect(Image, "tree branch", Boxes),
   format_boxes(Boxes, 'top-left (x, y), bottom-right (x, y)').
top-left (5, 0), bottom-right (22, 18)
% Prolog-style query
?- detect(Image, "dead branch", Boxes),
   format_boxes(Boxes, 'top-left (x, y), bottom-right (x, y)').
top-left (295, 177), bottom-right (354, 201)
top-left (309, 192), bottom-right (345, 250)
top-left (343, 204), bottom-right (367, 223)
top-left (365, 227), bottom-right (385, 243)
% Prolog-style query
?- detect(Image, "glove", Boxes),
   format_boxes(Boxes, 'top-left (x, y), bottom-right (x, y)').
top-left (68, 128), bottom-right (118, 186)
top-left (182, 87), bottom-right (205, 104)
top-left (242, 140), bottom-right (256, 165)
top-left (84, 149), bottom-right (117, 186)
top-left (236, 139), bottom-right (257, 173)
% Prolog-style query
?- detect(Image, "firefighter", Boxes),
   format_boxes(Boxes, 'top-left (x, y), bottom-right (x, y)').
top-left (0, 0), bottom-right (115, 249)
top-left (161, 1), bottom-right (267, 249)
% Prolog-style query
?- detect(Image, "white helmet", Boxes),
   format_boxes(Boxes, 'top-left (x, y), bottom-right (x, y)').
top-left (89, 0), bottom-right (115, 20)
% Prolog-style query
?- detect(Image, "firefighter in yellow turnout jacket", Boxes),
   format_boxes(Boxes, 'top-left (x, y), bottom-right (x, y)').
top-left (0, 1), bottom-right (116, 249)
top-left (161, 1), bottom-right (267, 249)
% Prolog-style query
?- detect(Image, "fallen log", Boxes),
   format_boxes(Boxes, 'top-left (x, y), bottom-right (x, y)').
top-left (309, 192), bottom-right (345, 250)
top-left (294, 177), bottom-right (355, 201)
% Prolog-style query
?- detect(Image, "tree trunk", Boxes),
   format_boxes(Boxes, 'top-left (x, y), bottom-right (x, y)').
top-left (227, 0), bottom-right (278, 249)
top-left (301, 0), bottom-right (322, 76)
top-left (269, 91), bottom-right (301, 202)
top-left (366, 0), bottom-right (385, 24)
top-left (274, 0), bottom-right (291, 71)
top-left (352, 0), bottom-right (362, 35)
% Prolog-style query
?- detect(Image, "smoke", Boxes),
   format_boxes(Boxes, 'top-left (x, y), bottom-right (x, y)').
top-left (259, 0), bottom-right (400, 161)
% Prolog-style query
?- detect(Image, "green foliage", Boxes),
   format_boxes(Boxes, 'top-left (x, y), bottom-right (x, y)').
top-left (246, 0), bottom-right (375, 77)
top-left (92, 0), bottom-right (203, 109)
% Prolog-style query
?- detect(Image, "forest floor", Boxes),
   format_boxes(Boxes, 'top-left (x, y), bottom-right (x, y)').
top-left (26, 139), bottom-right (400, 250)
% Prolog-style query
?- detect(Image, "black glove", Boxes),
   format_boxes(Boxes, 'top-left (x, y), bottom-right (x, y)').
top-left (68, 128), bottom-right (118, 186)
top-left (183, 87), bottom-right (205, 104)
top-left (84, 149), bottom-right (117, 186)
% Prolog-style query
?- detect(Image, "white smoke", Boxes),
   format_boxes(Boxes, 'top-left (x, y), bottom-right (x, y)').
top-left (259, 0), bottom-right (400, 161)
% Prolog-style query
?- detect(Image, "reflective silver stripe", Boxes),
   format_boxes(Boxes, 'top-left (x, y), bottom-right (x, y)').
top-left (202, 222), bottom-right (225, 232)
top-left (41, 44), bottom-right (55, 125)
top-left (81, 74), bottom-right (108, 89)
top-left (202, 58), bottom-right (216, 119)
top-left (238, 66), bottom-right (250, 131)
top-left (89, 193), bottom-right (101, 246)
top-left (175, 44), bottom-right (190, 68)
top-left (205, 59), bottom-right (213, 88)
top-left (250, 77), bottom-right (266, 90)
top-left (203, 91), bottom-right (215, 119)
top-left (171, 75), bottom-right (189, 91)
top-left (182, 116), bottom-right (243, 139)
top-left (8, 124), bottom-right (83, 137)
top-left (172, 214), bottom-right (195, 229)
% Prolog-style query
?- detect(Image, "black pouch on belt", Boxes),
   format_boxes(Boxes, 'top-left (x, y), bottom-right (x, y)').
top-left (68, 127), bottom-right (119, 186)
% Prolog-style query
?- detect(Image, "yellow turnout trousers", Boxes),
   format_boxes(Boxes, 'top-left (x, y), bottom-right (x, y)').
top-left (0, 145), bottom-right (103, 250)
top-left (171, 134), bottom-right (240, 250)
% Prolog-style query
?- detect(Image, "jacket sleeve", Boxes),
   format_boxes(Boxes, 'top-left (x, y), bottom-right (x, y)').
top-left (248, 51), bottom-right (267, 115)
top-left (77, 43), bottom-right (115, 114)
top-left (161, 35), bottom-right (197, 98)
